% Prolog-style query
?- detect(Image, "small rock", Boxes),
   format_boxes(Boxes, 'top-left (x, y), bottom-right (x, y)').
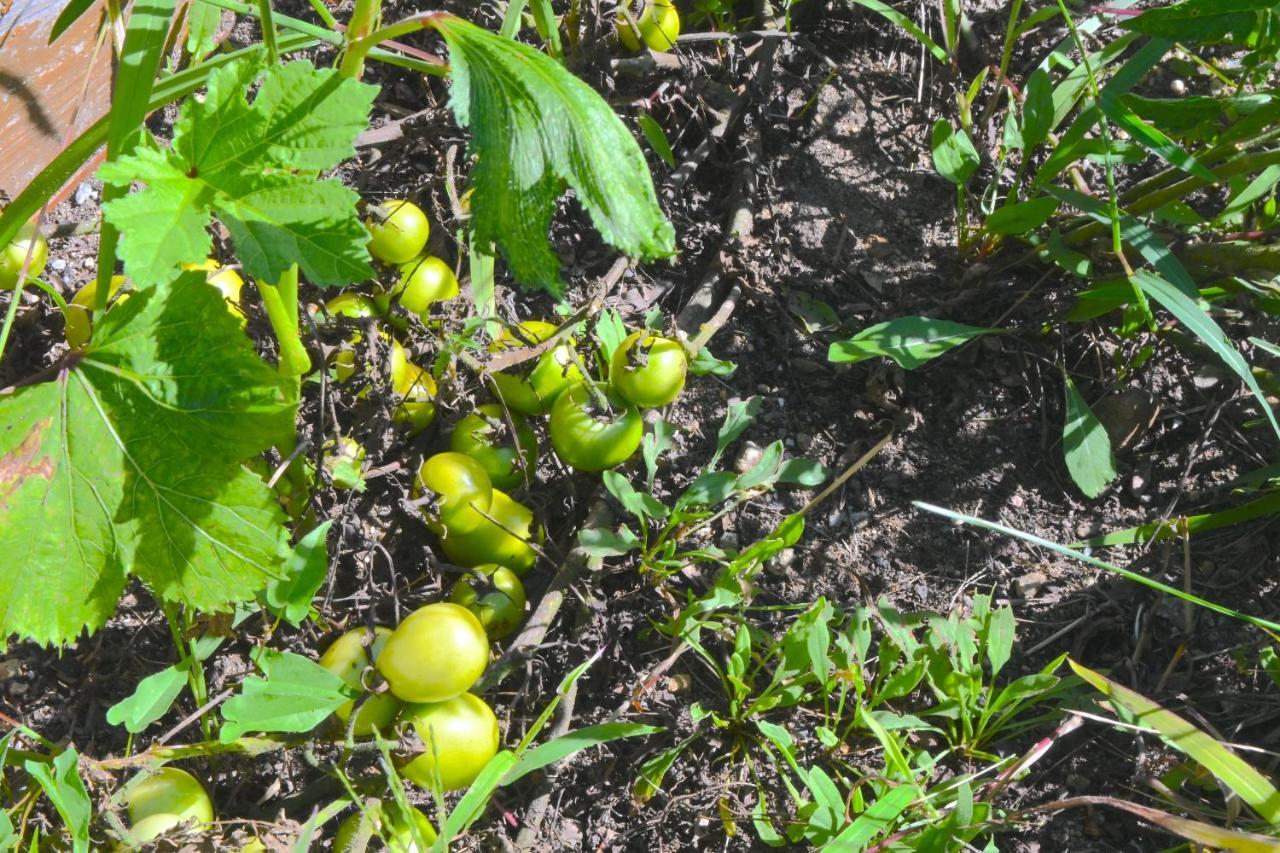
top-left (847, 511), bottom-right (870, 530)
top-left (865, 234), bottom-right (892, 259)
top-left (1015, 570), bottom-right (1049, 598)
top-left (825, 507), bottom-right (843, 527)
top-left (734, 441), bottom-right (764, 474)
top-left (795, 432), bottom-right (814, 452)
top-left (756, 383), bottom-right (772, 394)
top-left (766, 548), bottom-right (797, 575)
top-left (50, 258), bottom-right (67, 272)
top-left (784, 437), bottom-right (794, 448)
top-left (718, 532), bottom-right (739, 551)
top-left (1192, 365), bottom-right (1226, 391)
top-left (1009, 493), bottom-right (1024, 509)
top-left (82, 257), bottom-right (95, 269)
top-left (1170, 79), bottom-right (1187, 96)
top-left (74, 181), bottom-right (97, 205)
top-left (1128, 471), bottom-right (1148, 498)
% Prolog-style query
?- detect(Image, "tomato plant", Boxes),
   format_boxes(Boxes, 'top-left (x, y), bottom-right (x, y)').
top-left (617, 0), bottom-right (680, 52)
top-left (449, 403), bottom-right (539, 490)
top-left (438, 488), bottom-right (537, 576)
top-left (333, 801), bottom-right (436, 852)
top-left (415, 452), bottom-right (494, 535)
top-left (377, 603), bottom-right (489, 703)
top-left (0, 221), bottom-right (48, 290)
top-left (450, 563), bottom-right (527, 639)
top-left (400, 693), bottom-right (500, 792)
top-left (392, 255), bottom-right (459, 318)
top-left (124, 767), bottom-right (214, 843)
top-left (610, 330), bottom-right (688, 408)
top-left (490, 320), bottom-right (586, 415)
top-left (549, 382), bottom-right (643, 471)
top-left (318, 627), bottom-right (401, 736)
top-left (366, 199), bottom-right (430, 265)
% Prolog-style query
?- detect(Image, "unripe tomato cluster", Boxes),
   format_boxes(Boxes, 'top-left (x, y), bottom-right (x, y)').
top-left (317, 603), bottom-right (500, 798)
top-left (616, 0), bottom-right (680, 52)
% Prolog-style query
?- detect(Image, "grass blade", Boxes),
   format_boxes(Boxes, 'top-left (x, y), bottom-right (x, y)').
top-left (849, 0), bottom-right (948, 64)
top-left (1031, 796), bottom-right (1280, 851)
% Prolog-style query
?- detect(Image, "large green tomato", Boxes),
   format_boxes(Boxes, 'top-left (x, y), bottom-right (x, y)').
top-left (449, 564), bottom-right (527, 639)
top-left (393, 255), bottom-right (459, 318)
top-left (490, 321), bottom-right (585, 415)
top-left (439, 489), bottom-right (537, 576)
top-left (64, 275), bottom-right (130, 348)
top-left (391, 341), bottom-right (438, 433)
top-left (617, 0), bottom-right (680, 52)
top-left (449, 404), bottom-right (538, 490)
top-left (0, 221), bottom-right (48, 290)
top-left (415, 452), bottom-right (494, 536)
top-left (377, 603), bottom-right (489, 703)
top-left (609, 330), bottom-right (688, 408)
top-left (366, 199), bottom-right (430, 265)
top-left (549, 383), bottom-right (643, 471)
top-left (125, 767), bottom-right (214, 842)
top-left (401, 693), bottom-right (500, 792)
top-left (318, 627), bottom-right (401, 735)
top-left (333, 801), bottom-right (436, 852)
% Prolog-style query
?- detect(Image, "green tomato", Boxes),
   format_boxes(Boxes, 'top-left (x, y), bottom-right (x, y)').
top-left (449, 404), bottom-right (538, 491)
top-left (318, 627), bottom-right (401, 735)
top-left (325, 292), bottom-right (380, 320)
top-left (549, 383), bottom-right (643, 471)
top-left (489, 321), bottom-right (586, 416)
top-left (333, 801), bottom-right (436, 852)
top-left (64, 275), bottom-right (130, 348)
top-left (401, 693), bottom-right (500, 792)
top-left (125, 767), bottom-right (214, 842)
top-left (391, 341), bottom-right (438, 433)
top-left (366, 199), bottom-right (430, 265)
top-left (0, 222), bottom-right (48, 290)
top-left (438, 489), bottom-right (537, 576)
top-left (323, 437), bottom-right (368, 492)
top-left (449, 564), bottom-right (527, 639)
top-left (377, 603), bottom-right (489, 703)
top-left (610, 330), bottom-right (688, 408)
top-left (415, 452), bottom-right (494, 536)
top-left (617, 0), bottom-right (680, 52)
top-left (393, 255), bottom-right (459, 318)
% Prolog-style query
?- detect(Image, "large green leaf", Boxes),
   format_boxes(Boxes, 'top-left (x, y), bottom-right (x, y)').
top-left (100, 53), bottom-right (377, 288)
top-left (0, 274), bottom-right (296, 646)
top-left (828, 317), bottom-right (998, 369)
top-left (427, 15), bottom-right (676, 294)
top-left (220, 649), bottom-right (353, 742)
top-left (1123, 0), bottom-right (1280, 44)
top-left (1062, 375), bottom-right (1117, 499)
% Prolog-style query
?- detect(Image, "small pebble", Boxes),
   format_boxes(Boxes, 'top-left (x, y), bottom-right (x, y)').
top-left (825, 507), bottom-right (843, 527)
top-left (50, 258), bottom-right (67, 272)
top-left (1009, 493), bottom-right (1024, 509)
top-left (766, 548), bottom-right (797, 576)
top-left (74, 182), bottom-right (97, 205)
top-left (795, 432), bottom-right (814, 452)
top-left (847, 511), bottom-right (870, 530)
top-left (718, 532), bottom-right (740, 551)
top-left (734, 441), bottom-right (764, 474)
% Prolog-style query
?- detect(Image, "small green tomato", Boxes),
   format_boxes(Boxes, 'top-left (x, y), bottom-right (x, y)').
top-left (449, 564), bottom-right (527, 639)
top-left (392, 255), bottom-right (459, 319)
top-left (0, 221), bottom-right (48, 290)
top-left (323, 436), bottom-right (368, 492)
top-left (617, 0), bottom-right (680, 52)
top-left (318, 627), bottom-right (401, 735)
top-left (333, 801), bottom-right (437, 852)
top-left (400, 693), bottom-right (500, 792)
top-left (366, 199), bottom-right (430, 265)
top-left (377, 603), bottom-right (490, 703)
top-left (124, 767), bottom-right (214, 843)
top-left (449, 403), bottom-right (539, 490)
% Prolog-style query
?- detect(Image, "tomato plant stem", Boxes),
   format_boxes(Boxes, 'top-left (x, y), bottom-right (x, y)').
top-left (256, 265), bottom-right (312, 378)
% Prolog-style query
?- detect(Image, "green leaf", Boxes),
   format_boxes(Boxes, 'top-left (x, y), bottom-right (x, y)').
top-left (1021, 69), bottom-right (1054, 150)
top-left (1123, 0), bottom-right (1280, 44)
top-left (736, 441), bottom-right (784, 491)
top-left (984, 603), bottom-right (1015, 677)
top-left (1070, 659), bottom-right (1280, 826)
top-left (689, 347), bottom-right (737, 377)
top-left (186, 0), bottom-right (224, 61)
top-left (642, 418), bottom-right (676, 491)
top-left (49, 0), bottom-right (99, 43)
top-left (849, 0), bottom-right (948, 63)
top-left (637, 113), bottom-right (676, 168)
top-left (602, 471), bottom-right (668, 521)
top-left (106, 664), bottom-right (189, 734)
top-left (1062, 375), bottom-right (1117, 499)
top-left (777, 458), bottom-right (830, 487)
top-left (709, 397), bottom-right (761, 469)
top-left (986, 196), bottom-right (1060, 235)
top-left (679, 472), bottom-right (739, 507)
top-left (440, 751), bottom-right (521, 841)
top-left (25, 749), bottom-right (91, 853)
top-left (826, 786), bottom-right (915, 850)
top-left (577, 526), bottom-right (641, 556)
top-left (0, 274), bottom-right (295, 646)
top-left (1132, 269), bottom-right (1280, 442)
top-left (502, 723), bottom-right (663, 786)
top-left (632, 741), bottom-right (689, 804)
top-left (1080, 491), bottom-right (1280, 547)
top-left (100, 54), bottom-right (377, 288)
top-left (931, 120), bottom-right (980, 185)
top-left (426, 15), bottom-right (676, 294)
top-left (220, 649), bottom-right (354, 742)
top-left (828, 317), bottom-right (997, 368)
top-left (263, 522), bottom-right (332, 626)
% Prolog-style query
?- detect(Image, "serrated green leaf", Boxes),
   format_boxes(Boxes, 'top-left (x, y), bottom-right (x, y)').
top-left (264, 521), bottom-right (332, 626)
top-left (100, 54), bottom-right (376, 288)
top-left (220, 649), bottom-right (354, 742)
top-left (1063, 375), bottom-right (1117, 499)
top-left (602, 471), bottom-right (668, 521)
top-left (828, 317), bottom-right (997, 368)
top-left (25, 749), bottom-right (91, 853)
top-left (106, 663), bottom-right (189, 734)
top-left (0, 274), bottom-right (296, 646)
top-left (427, 15), bottom-right (676, 294)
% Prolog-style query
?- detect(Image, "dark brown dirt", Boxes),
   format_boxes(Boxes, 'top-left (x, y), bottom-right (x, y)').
top-left (3, 0), bottom-right (1279, 851)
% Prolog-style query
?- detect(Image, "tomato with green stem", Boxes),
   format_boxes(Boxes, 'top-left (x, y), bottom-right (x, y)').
top-left (124, 767), bottom-right (214, 843)
top-left (0, 221), bottom-right (48, 290)
top-left (549, 382), bottom-right (643, 471)
top-left (449, 403), bottom-right (538, 490)
top-left (400, 693), bottom-right (500, 792)
top-left (438, 488), bottom-right (538, 576)
top-left (366, 199), bottom-right (429, 265)
top-left (449, 563), bottom-right (527, 639)
top-left (489, 320), bottom-right (586, 415)
top-left (64, 275), bottom-right (129, 348)
top-left (617, 0), bottom-right (680, 52)
top-left (392, 255), bottom-right (459, 319)
top-left (391, 340), bottom-right (438, 433)
top-left (610, 330), bottom-right (688, 408)
top-left (377, 603), bottom-right (489, 703)
top-left (415, 452), bottom-right (494, 536)
top-left (317, 627), bottom-right (400, 735)
top-left (333, 800), bottom-right (436, 852)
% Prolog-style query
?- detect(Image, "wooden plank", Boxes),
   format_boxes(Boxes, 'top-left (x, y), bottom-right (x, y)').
top-left (0, 0), bottom-right (114, 201)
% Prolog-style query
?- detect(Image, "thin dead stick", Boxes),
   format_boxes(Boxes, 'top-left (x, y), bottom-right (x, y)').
top-left (799, 430), bottom-right (895, 517)
top-left (156, 688), bottom-right (234, 746)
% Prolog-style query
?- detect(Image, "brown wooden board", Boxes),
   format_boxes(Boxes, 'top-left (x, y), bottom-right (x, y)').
top-left (0, 0), bottom-right (113, 201)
